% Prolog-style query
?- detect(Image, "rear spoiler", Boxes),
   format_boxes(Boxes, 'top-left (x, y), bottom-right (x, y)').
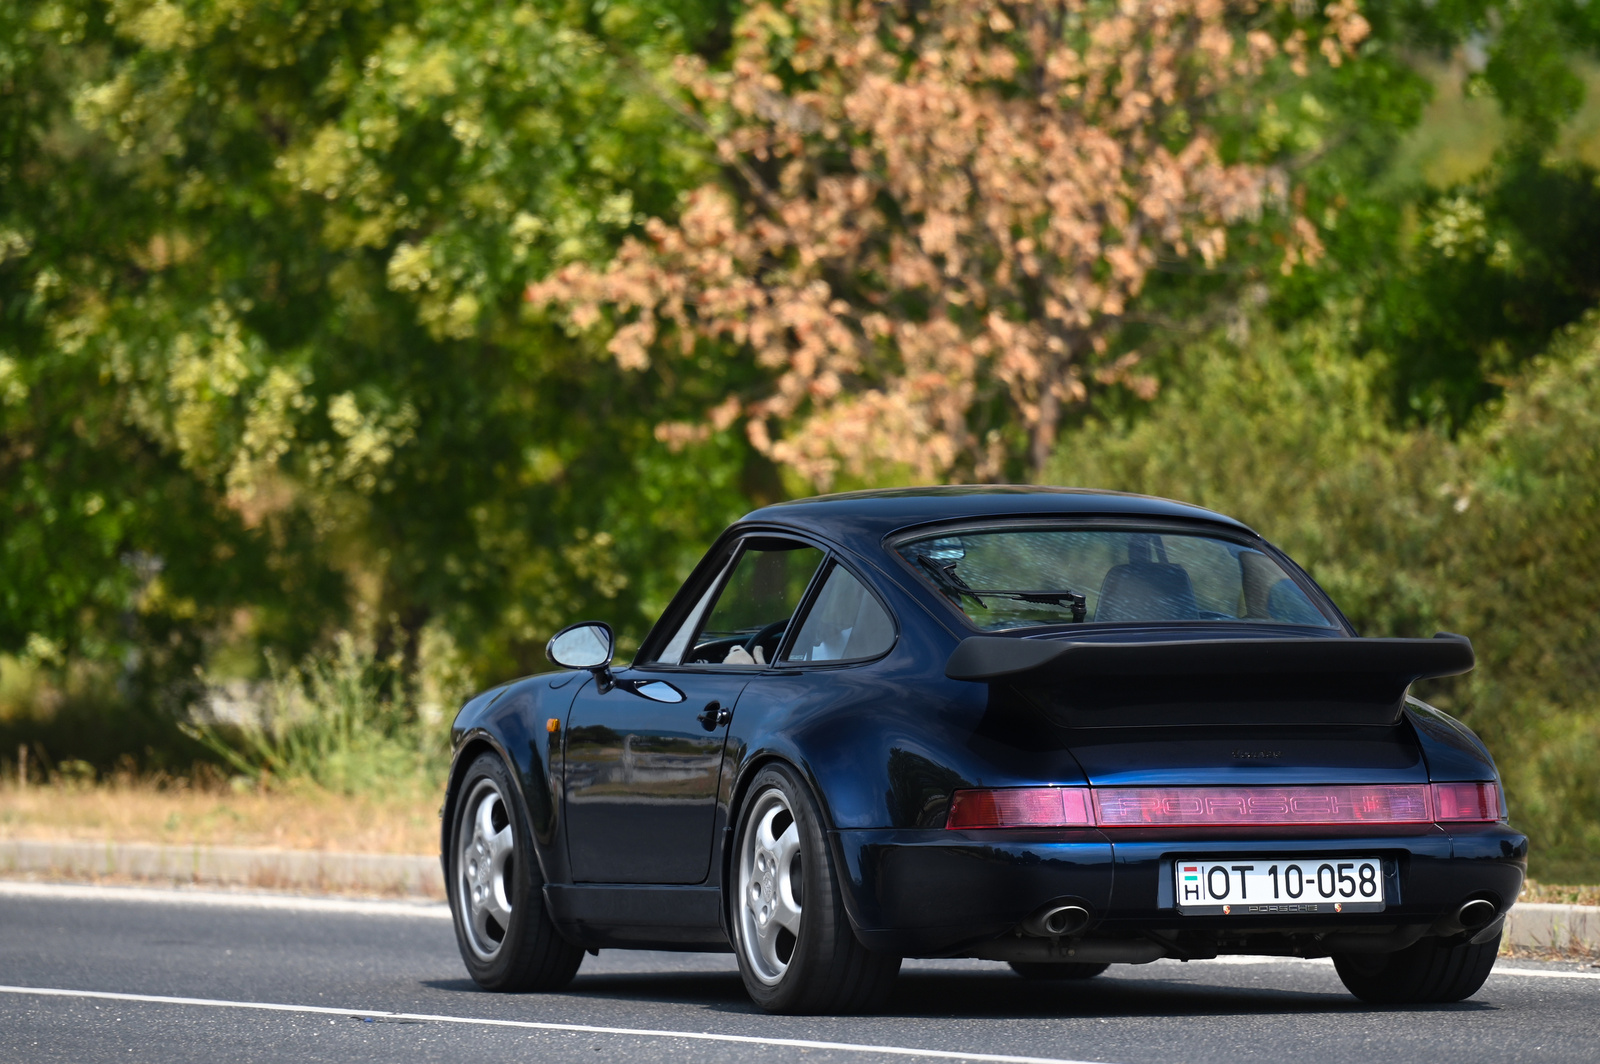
top-left (946, 633), bottom-right (1474, 727)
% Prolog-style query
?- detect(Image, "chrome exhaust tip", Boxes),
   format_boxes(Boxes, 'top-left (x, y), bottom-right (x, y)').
top-left (1457, 899), bottom-right (1497, 931)
top-left (1023, 903), bottom-right (1091, 938)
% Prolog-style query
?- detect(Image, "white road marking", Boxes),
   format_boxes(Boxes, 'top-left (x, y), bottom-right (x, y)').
top-left (1155, 956), bottom-right (1332, 967)
top-left (2, 881), bottom-right (1593, 984)
top-left (0, 880), bottom-right (448, 919)
top-left (1488, 967), bottom-right (1600, 981)
top-left (1154, 955), bottom-right (1600, 981)
top-left (0, 985), bottom-right (1110, 1064)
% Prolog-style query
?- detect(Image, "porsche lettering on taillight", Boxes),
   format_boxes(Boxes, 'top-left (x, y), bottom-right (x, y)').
top-left (945, 783), bottom-right (1504, 828)
top-left (1093, 785), bottom-right (1433, 827)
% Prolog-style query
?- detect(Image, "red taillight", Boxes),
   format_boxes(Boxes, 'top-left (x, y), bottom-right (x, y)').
top-left (1432, 782), bottom-right (1501, 822)
top-left (946, 787), bottom-right (1093, 829)
top-left (1093, 784), bottom-right (1433, 827)
top-left (946, 782), bottom-right (1504, 828)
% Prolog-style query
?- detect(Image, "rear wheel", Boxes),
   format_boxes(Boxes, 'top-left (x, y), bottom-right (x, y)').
top-left (448, 752), bottom-right (584, 992)
top-left (731, 763), bottom-right (901, 1013)
top-left (1333, 930), bottom-right (1501, 1004)
top-left (1008, 961), bottom-right (1110, 980)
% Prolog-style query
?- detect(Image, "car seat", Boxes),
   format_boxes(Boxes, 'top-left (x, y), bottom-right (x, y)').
top-left (1095, 563), bottom-right (1200, 622)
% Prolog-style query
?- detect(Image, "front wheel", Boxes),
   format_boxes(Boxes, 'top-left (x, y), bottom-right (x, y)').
top-left (731, 763), bottom-right (901, 1013)
top-left (1333, 930), bottom-right (1501, 1004)
top-left (447, 752), bottom-right (584, 992)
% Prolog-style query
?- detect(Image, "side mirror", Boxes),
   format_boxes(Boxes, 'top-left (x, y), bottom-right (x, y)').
top-left (547, 622), bottom-right (615, 674)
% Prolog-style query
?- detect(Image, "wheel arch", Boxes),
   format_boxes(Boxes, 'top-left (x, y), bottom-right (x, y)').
top-left (442, 732), bottom-right (511, 877)
top-left (720, 748), bottom-right (861, 941)
top-left (442, 727), bottom-right (559, 887)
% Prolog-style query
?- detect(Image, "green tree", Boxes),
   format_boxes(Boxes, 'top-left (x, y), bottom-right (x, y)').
top-left (1299, 1), bottom-right (1600, 428)
top-left (1, 0), bottom-right (754, 726)
top-left (1127, 0), bottom-right (1600, 433)
top-left (531, 0), bottom-right (1376, 487)
top-left (1049, 314), bottom-right (1600, 879)
top-left (1366, 155), bottom-right (1600, 426)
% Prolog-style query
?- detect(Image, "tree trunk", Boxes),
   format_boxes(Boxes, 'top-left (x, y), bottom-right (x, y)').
top-left (1030, 385), bottom-right (1061, 483)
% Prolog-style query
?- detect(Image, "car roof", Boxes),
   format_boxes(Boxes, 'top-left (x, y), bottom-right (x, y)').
top-left (739, 486), bottom-right (1256, 547)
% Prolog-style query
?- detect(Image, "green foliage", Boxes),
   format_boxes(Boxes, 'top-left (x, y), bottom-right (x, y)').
top-left (1135, 2), bottom-right (1600, 432)
top-left (0, 656), bottom-right (215, 775)
top-left (1364, 154), bottom-right (1600, 427)
top-left (0, 0), bottom-right (1596, 873)
top-left (182, 632), bottom-right (448, 796)
top-left (1049, 314), bottom-right (1600, 878)
top-left (0, 0), bottom-right (756, 705)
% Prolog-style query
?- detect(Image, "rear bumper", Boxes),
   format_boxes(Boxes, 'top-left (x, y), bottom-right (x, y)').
top-left (834, 823), bottom-right (1527, 957)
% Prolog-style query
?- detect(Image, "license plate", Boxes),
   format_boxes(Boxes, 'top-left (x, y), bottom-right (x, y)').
top-left (1175, 857), bottom-right (1386, 915)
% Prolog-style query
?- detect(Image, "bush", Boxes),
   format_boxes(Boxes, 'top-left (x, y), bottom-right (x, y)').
top-left (0, 656), bottom-right (215, 781)
top-left (1050, 313), bottom-right (1600, 879)
top-left (184, 632), bottom-right (454, 797)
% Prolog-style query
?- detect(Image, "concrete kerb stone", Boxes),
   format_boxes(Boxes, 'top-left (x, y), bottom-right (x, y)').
top-left (2, 837), bottom-right (1596, 955)
top-left (1505, 902), bottom-right (1600, 955)
top-left (0, 839), bottom-right (444, 899)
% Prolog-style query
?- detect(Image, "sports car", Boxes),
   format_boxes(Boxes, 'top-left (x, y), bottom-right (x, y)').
top-left (442, 487), bottom-right (1525, 1013)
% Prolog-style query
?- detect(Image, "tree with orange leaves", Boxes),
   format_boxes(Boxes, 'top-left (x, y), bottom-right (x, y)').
top-left (529, 0), bottom-right (1370, 486)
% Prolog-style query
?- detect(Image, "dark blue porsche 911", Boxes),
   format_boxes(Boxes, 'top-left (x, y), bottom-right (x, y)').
top-left (442, 488), bottom-right (1525, 1013)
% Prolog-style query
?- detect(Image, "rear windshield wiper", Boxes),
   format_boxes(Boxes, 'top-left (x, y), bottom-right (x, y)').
top-left (966, 589), bottom-right (1088, 623)
top-left (914, 553), bottom-right (987, 608)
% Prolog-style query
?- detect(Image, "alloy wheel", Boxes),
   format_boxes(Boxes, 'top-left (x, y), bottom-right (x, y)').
top-left (456, 777), bottom-right (516, 960)
top-left (737, 787), bottom-right (805, 985)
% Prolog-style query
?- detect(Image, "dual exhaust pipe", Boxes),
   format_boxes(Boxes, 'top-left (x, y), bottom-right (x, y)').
top-left (1020, 897), bottom-right (1497, 942)
top-left (1022, 902), bottom-right (1091, 938)
top-left (1456, 898), bottom-right (1497, 931)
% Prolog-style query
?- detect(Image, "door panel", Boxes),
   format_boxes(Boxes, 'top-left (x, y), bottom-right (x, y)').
top-left (564, 672), bottom-right (748, 884)
top-left (567, 533), bottom-right (826, 885)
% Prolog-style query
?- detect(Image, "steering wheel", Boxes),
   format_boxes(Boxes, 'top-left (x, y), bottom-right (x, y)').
top-left (743, 619), bottom-right (789, 655)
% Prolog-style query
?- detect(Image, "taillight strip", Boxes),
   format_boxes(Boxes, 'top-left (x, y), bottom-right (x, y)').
top-left (945, 783), bottom-right (1501, 829)
top-left (946, 786), bottom-right (1094, 829)
top-left (1093, 784), bottom-right (1431, 827)
top-left (1431, 781), bottom-right (1501, 822)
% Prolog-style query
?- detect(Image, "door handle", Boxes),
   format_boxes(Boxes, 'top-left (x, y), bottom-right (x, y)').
top-left (697, 700), bottom-right (732, 732)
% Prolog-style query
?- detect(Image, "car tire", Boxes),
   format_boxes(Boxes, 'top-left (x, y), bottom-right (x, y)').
top-left (448, 751), bottom-right (584, 992)
top-left (1008, 961), bottom-right (1110, 980)
top-left (1332, 930), bottom-right (1501, 1004)
top-left (731, 762), bottom-right (902, 1014)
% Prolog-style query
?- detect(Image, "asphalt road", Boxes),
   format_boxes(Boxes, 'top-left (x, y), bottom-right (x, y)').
top-left (1, 882), bottom-right (1596, 1064)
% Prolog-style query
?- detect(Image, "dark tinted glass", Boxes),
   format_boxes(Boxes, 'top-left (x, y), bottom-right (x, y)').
top-left (666, 541), bottom-right (824, 666)
top-left (783, 564), bottom-right (895, 662)
top-left (898, 528), bottom-right (1335, 631)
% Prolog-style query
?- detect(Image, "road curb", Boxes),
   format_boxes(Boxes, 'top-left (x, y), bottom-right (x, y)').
top-left (1505, 902), bottom-right (1600, 955)
top-left (0, 839), bottom-right (443, 899)
top-left (2, 837), bottom-right (1595, 952)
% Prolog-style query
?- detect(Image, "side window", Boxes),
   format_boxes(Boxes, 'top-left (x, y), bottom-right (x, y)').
top-left (653, 560), bottom-right (731, 665)
top-left (683, 539), bottom-right (824, 666)
top-left (783, 563), bottom-right (896, 664)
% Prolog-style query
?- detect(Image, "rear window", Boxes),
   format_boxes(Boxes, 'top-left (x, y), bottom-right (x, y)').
top-left (895, 527), bottom-right (1337, 632)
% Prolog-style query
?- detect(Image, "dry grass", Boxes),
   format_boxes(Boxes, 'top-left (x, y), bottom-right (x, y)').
top-left (0, 779), bottom-right (440, 855)
top-left (1502, 941), bottom-right (1600, 964)
top-left (1500, 879), bottom-right (1599, 963)
top-left (1518, 880), bottom-right (1600, 908)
